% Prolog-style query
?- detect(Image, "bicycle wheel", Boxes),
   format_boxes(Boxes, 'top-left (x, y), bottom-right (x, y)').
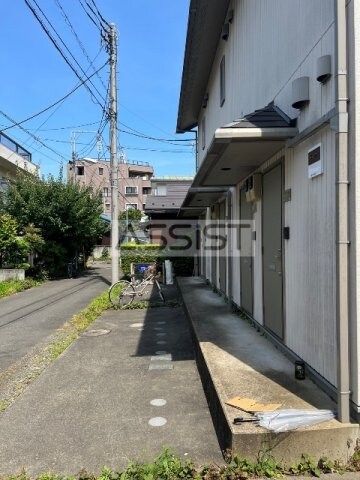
top-left (109, 280), bottom-right (135, 308)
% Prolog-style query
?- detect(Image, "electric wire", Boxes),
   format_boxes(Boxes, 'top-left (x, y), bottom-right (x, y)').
top-left (30, 0), bottom-right (107, 104)
top-left (118, 127), bottom-right (194, 146)
top-left (85, 0), bottom-right (110, 29)
top-left (24, 0), bottom-right (107, 108)
top-left (0, 110), bottom-right (66, 163)
top-left (0, 62), bottom-right (108, 132)
top-left (53, 0), bottom-right (108, 91)
top-left (77, 0), bottom-right (107, 38)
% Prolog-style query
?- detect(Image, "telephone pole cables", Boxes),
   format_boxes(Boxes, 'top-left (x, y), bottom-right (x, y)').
top-left (109, 23), bottom-right (119, 284)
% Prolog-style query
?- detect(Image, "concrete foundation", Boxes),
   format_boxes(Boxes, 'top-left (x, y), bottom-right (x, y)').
top-left (178, 277), bottom-right (359, 464)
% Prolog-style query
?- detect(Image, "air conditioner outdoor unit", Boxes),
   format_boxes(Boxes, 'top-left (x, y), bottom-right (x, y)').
top-left (245, 173), bottom-right (262, 202)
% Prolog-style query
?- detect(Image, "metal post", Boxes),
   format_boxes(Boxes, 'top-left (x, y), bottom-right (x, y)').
top-left (335, 0), bottom-right (350, 423)
top-left (109, 23), bottom-right (119, 284)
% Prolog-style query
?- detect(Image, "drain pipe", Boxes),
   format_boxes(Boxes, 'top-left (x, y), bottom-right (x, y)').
top-left (335, 0), bottom-right (350, 423)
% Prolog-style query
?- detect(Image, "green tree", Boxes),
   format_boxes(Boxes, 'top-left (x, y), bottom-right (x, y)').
top-left (0, 213), bottom-right (19, 267)
top-left (119, 208), bottom-right (142, 222)
top-left (4, 172), bottom-right (107, 276)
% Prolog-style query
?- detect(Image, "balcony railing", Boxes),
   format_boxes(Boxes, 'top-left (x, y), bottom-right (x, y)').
top-left (0, 132), bottom-right (32, 162)
top-left (122, 159), bottom-right (150, 166)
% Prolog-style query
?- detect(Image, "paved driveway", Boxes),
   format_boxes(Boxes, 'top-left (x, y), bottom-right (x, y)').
top-left (0, 264), bottom-right (111, 373)
top-left (0, 304), bottom-right (222, 475)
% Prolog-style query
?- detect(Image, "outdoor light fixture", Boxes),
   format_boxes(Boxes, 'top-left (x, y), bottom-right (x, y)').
top-left (227, 9), bottom-right (234, 23)
top-left (202, 93), bottom-right (209, 109)
top-left (291, 76), bottom-right (310, 109)
top-left (316, 55), bottom-right (332, 84)
top-left (221, 23), bottom-right (230, 41)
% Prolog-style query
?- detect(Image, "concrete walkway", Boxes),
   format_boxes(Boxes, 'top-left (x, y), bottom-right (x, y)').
top-left (0, 302), bottom-right (222, 476)
top-left (177, 277), bottom-right (359, 465)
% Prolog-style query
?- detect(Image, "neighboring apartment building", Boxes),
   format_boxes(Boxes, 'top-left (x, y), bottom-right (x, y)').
top-left (145, 176), bottom-right (193, 245)
top-left (177, 0), bottom-right (359, 422)
top-left (67, 157), bottom-right (153, 214)
top-left (145, 176), bottom-right (193, 219)
top-left (0, 131), bottom-right (38, 193)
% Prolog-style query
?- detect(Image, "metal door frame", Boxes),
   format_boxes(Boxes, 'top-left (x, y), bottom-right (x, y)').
top-left (261, 159), bottom-right (285, 340)
top-left (239, 185), bottom-right (254, 315)
top-left (218, 199), bottom-right (227, 295)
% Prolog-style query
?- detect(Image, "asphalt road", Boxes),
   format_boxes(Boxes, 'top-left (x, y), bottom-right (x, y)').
top-left (0, 263), bottom-right (111, 373)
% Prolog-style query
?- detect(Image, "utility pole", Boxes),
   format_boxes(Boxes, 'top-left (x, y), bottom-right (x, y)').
top-left (109, 23), bottom-right (119, 284)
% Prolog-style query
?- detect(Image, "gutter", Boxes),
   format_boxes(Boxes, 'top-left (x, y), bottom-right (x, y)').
top-left (335, 0), bottom-right (350, 423)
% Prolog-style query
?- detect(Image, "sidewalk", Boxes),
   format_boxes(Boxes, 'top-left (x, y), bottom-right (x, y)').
top-left (0, 289), bottom-right (222, 476)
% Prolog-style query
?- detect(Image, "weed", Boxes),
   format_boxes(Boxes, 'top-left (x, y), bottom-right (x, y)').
top-left (0, 278), bottom-right (42, 299)
top-left (4, 445), bottom-right (360, 480)
top-left (0, 399), bottom-right (10, 413)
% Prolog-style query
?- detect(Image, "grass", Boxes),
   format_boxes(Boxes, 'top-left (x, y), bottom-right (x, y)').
top-left (2, 446), bottom-right (360, 479)
top-left (46, 290), bottom-right (111, 360)
top-left (0, 279), bottom-right (43, 299)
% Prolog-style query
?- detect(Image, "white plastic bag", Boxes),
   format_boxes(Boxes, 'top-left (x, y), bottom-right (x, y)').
top-left (256, 409), bottom-right (335, 432)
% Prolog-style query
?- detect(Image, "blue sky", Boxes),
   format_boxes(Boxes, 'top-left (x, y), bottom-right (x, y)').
top-left (0, 0), bottom-right (194, 178)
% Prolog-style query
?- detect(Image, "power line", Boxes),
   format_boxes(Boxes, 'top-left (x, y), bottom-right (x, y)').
top-left (24, 0), bottom-right (107, 108)
top-left (118, 126), bottom-right (194, 146)
top-left (86, 0), bottom-right (110, 29)
top-left (77, 0), bottom-right (107, 37)
top-left (1, 121), bottom-right (101, 132)
top-left (30, 0), bottom-right (107, 104)
top-left (0, 110), bottom-right (66, 163)
top-left (53, 0), bottom-right (108, 91)
top-left (0, 62), bottom-right (108, 132)
top-left (86, 0), bottom-right (110, 27)
top-left (120, 146), bottom-right (193, 153)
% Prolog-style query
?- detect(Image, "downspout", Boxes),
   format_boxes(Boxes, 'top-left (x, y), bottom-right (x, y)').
top-left (335, 0), bottom-right (350, 423)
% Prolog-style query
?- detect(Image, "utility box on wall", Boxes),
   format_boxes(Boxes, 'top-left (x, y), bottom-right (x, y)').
top-left (245, 173), bottom-right (262, 202)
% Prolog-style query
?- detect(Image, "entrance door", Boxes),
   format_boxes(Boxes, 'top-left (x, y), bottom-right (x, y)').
top-left (262, 164), bottom-right (284, 338)
top-left (219, 201), bottom-right (227, 294)
top-left (211, 205), bottom-right (218, 286)
top-left (240, 188), bottom-right (253, 315)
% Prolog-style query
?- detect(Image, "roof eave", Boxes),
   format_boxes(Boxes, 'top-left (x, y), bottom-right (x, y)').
top-left (176, 0), bottom-right (230, 133)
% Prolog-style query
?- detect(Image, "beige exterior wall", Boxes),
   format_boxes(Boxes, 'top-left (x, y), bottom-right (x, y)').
top-left (198, 0), bottom-right (335, 167)
top-left (203, 126), bottom-right (338, 387)
top-left (67, 159), bottom-right (153, 214)
top-left (191, 0), bottom-right (360, 408)
top-left (0, 142), bottom-right (38, 189)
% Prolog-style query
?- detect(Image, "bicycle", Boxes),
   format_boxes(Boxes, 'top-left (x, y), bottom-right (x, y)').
top-left (108, 265), bottom-right (165, 308)
top-left (67, 257), bottom-right (78, 278)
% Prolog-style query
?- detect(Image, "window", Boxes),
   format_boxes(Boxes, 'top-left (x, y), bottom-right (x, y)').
top-left (201, 117), bottom-right (206, 150)
top-left (155, 185), bottom-right (167, 196)
top-left (105, 203), bottom-right (111, 210)
top-left (143, 204), bottom-right (146, 210)
top-left (103, 187), bottom-right (109, 197)
top-left (126, 203), bottom-right (138, 210)
top-left (77, 166), bottom-right (84, 176)
top-left (126, 186), bottom-right (138, 194)
top-left (99, 167), bottom-right (104, 175)
top-left (220, 55), bottom-right (226, 106)
top-left (142, 187), bottom-right (151, 195)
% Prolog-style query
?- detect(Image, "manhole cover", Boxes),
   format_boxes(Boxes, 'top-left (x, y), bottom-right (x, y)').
top-left (80, 329), bottom-right (111, 337)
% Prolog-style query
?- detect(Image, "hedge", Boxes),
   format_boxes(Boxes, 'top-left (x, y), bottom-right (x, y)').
top-left (120, 244), bottom-right (194, 278)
